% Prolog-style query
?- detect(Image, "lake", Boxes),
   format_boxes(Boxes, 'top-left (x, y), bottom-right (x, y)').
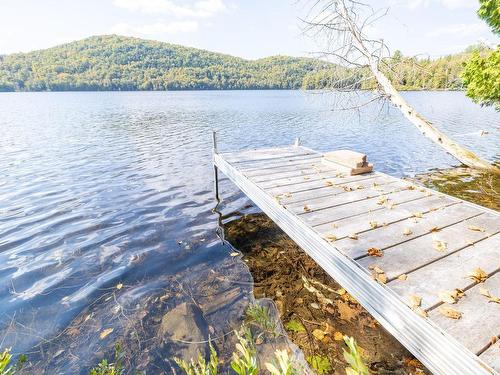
top-left (0, 90), bottom-right (498, 373)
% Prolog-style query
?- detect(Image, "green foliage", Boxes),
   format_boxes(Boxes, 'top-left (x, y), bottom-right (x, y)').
top-left (284, 320), bottom-right (305, 333)
top-left (0, 348), bottom-right (26, 375)
top-left (306, 355), bottom-right (331, 374)
top-left (461, 47), bottom-right (500, 108)
top-left (245, 304), bottom-right (276, 334)
top-left (478, 0), bottom-right (500, 34)
top-left (174, 341), bottom-right (219, 375)
top-left (230, 330), bottom-right (258, 375)
top-left (343, 336), bottom-right (369, 375)
top-left (265, 349), bottom-right (299, 375)
top-left (89, 344), bottom-right (124, 375)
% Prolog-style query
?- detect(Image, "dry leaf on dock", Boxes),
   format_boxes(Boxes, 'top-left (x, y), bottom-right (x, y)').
top-left (408, 294), bottom-right (422, 308)
top-left (432, 240), bottom-right (447, 252)
top-left (468, 225), bottom-right (485, 232)
top-left (367, 247), bottom-right (383, 257)
top-left (325, 234), bottom-right (337, 242)
top-left (303, 205), bottom-right (311, 212)
top-left (467, 268), bottom-right (488, 283)
top-left (348, 233), bottom-right (358, 240)
top-left (479, 287), bottom-right (500, 304)
top-left (369, 221), bottom-right (378, 229)
top-left (438, 306), bottom-right (461, 319)
top-left (403, 228), bottom-right (413, 236)
top-left (438, 289), bottom-right (464, 304)
top-left (412, 212), bottom-right (423, 218)
top-left (413, 307), bottom-right (428, 318)
top-left (398, 274), bottom-right (408, 281)
top-left (428, 226), bottom-right (440, 233)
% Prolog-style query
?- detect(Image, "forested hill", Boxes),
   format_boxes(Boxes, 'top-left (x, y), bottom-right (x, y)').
top-left (0, 35), bottom-right (488, 92)
top-left (0, 35), bottom-right (341, 91)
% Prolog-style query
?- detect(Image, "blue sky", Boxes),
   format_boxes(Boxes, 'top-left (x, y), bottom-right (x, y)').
top-left (0, 0), bottom-right (498, 59)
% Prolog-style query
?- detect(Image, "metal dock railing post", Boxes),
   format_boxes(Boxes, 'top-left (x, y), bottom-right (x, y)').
top-left (212, 131), bottom-right (220, 203)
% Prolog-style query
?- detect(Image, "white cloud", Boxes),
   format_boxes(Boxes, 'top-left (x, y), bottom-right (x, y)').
top-left (112, 0), bottom-right (226, 18)
top-left (110, 20), bottom-right (199, 36)
top-left (425, 23), bottom-right (488, 37)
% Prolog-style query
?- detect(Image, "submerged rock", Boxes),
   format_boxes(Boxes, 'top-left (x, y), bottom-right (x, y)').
top-left (158, 302), bottom-right (209, 363)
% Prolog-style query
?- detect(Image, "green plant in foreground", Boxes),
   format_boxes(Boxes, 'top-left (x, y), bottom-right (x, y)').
top-left (306, 355), bottom-right (331, 374)
top-left (174, 341), bottom-right (219, 375)
top-left (265, 349), bottom-right (298, 375)
top-left (231, 330), bottom-right (258, 375)
top-left (343, 336), bottom-right (369, 375)
top-left (89, 344), bottom-right (124, 375)
top-left (0, 348), bottom-right (26, 375)
top-left (245, 304), bottom-right (276, 334)
top-left (284, 320), bottom-right (305, 334)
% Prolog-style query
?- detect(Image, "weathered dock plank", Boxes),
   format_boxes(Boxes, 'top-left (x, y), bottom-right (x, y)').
top-left (214, 144), bottom-right (499, 374)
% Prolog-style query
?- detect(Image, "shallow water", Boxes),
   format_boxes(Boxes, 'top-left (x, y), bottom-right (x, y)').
top-left (0, 90), bottom-right (498, 372)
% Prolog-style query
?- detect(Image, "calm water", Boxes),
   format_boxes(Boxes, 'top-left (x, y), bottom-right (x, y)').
top-left (0, 91), bottom-right (498, 372)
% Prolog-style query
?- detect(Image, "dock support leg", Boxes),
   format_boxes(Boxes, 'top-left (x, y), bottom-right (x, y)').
top-left (212, 131), bottom-right (220, 204)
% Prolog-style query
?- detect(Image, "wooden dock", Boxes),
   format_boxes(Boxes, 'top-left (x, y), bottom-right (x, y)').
top-left (213, 141), bottom-right (499, 375)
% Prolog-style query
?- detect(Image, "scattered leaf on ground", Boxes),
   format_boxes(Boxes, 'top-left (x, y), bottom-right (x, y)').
top-left (413, 307), bottom-right (428, 318)
top-left (325, 234), bottom-right (337, 242)
top-left (312, 329), bottom-right (326, 341)
top-left (325, 181), bottom-right (334, 187)
top-left (367, 247), bottom-right (383, 257)
top-left (398, 274), bottom-right (408, 281)
top-left (479, 287), bottom-right (500, 304)
top-left (438, 289), bottom-right (464, 304)
top-left (303, 205), bottom-right (311, 212)
top-left (433, 240), bottom-right (447, 252)
top-left (406, 185), bottom-right (415, 190)
top-left (403, 228), bottom-right (413, 236)
top-left (468, 225), bottom-right (485, 232)
top-left (348, 233), bottom-right (358, 240)
top-left (336, 300), bottom-right (359, 321)
top-left (369, 221), bottom-right (378, 229)
top-left (429, 226), bottom-right (440, 233)
top-left (334, 331), bottom-right (344, 341)
top-left (377, 196), bottom-right (387, 205)
top-left (467, 268), bottom-right (488, 283)
top-left (408, 294), bottom-right (422, 308)
top-left (412, 212), bottom-right (423, 218)
top-left (438, 306), bottom-right (461, 319)
top-left (310, 302), bottom-right (320, 309)
top-left (99, 328), bottom-right (114, 339)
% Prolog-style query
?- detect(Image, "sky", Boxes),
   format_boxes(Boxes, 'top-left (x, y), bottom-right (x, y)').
top-left (0, 0), bottom-right (498, 59)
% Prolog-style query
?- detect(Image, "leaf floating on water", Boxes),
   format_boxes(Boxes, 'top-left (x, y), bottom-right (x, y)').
top-left (230, 252), bottom-right (239, 257)
top-left (312, 329), bottom-right (326, 341)
top-left (397, 274), bottom-right (408, 281)
top-left (467, 268), bottom-right (488, 283)
top-left (428, 226), bottom-right (440, 233)
top-left (433, 240), bottom-right (447, 252)
top-left (369, 221), bottom-right (378, 229)
top-left (468, 225), bottom-right (485, 232)
top-left (367, 247), bottom-right (383, 257)
top-left (99, 328), bottom-right (114, 339)
top-left (438, 289), bottom-right (464, 304)
top-left (408, 294), bottom-right (422, 308)
top-left (348, 233), bottom-right (358, 240)
top-left (334, 331), bottom-right (344, 341)
top-left (438, 306), bottom-right (461, 320)
top-left (403, 228), bottom-right (413, 236)
top-left (479, 287), bottom-right (500, 304)
top-left (303, 205), bottom-right (311, 213)
top-left (116, 283), bottom-right (123, 290)
top-left (412, 212), bottom-right (423, 218)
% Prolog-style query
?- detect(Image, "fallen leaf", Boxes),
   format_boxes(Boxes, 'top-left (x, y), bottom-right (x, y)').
top-left (406, 185), bottom-right (415, 190)
top-left (325, 181), bottom-right (334, 187)
top-left (331, 222), bottom-right (339, 228)
top-left (372, 271), bottom-right (387, 284)
top-left (310, 302), bottom-right (320, 309)
top-left (428, 226), bottom-right (440, 233)
top-left (479, 287), bottom-right (500, 304)
top-left (438, 289), bottom-right (463, 304)
top-left (312, 329), bottom-right (326, 341)
top-left (230, 252), bottom-right (239, 257)
top-left (386, 202), bottom-right (396, 209)
top-left (438, 306), bottom-right (461, 319)
top-left (325, 234), bottom-right (337, 242)
top-left (369, 265), bottom-right (385, 274)
top-left (355, 185), bottom-right (364, 190)
top-left (99, 328), bottom-right (114, 339)
top-left (342, 185), bottom-right (353, 192)
top-left (116, 283), bottom-right (123, 290)
top-left (377, 196), bottom-right (387, 205)
top-left (303, 205), bottom-right (311, 212)
top-left (412, 212), bottom-right (423, 218)
top-left (336, 288), bottom-right (347, 296)
top-left (336, 300), bottom-right (358, 321)
top-left (348, 233), bottom-right (358, 240)
top-left (408, 294), bottom-right (422, 308)
top-left (334, 331), bottom-right (344, 341)
top-left (413, 307), bottom-right (428, 318)
top-left (403, 228), bottom-right (413, 236)
top-left (398, 274), bottom-right (408, 281)
top-left (367, 247), bottom-right (383, 257)
top-left (303, 176), bottom-right (310, 180)
top-left (369, 221), bottom-right (378, 229)
top-left (433, 240), bottom-right (447, 252)
top-left (467, 268), bottom-right (488, 283)
top-left (468, 225), bottom-right (485, 232)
